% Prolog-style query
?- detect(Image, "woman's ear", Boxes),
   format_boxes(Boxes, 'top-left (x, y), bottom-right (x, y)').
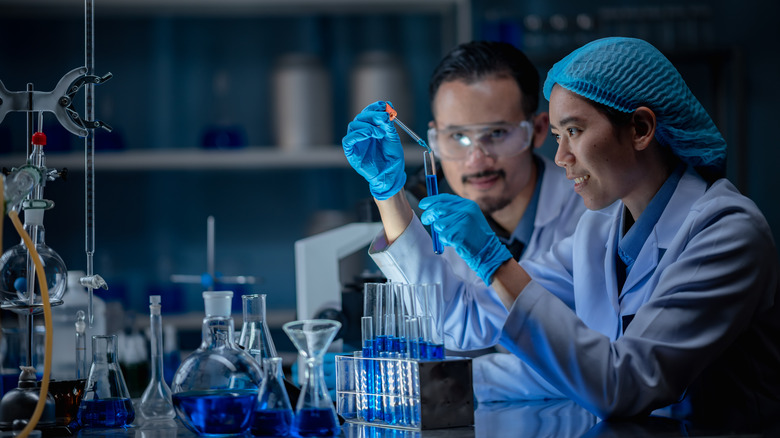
top-left (632, 107), bottom-right (656, 151)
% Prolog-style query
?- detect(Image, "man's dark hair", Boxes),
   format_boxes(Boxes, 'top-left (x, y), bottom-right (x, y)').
top-left (429, 41), bottom-right (540, 118)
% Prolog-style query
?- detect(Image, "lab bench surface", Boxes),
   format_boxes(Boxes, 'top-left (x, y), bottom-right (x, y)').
top-left (71, 398), bottom-right (771, 437)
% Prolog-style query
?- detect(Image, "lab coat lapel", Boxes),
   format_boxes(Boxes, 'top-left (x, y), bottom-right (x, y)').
top-left (578, 208), bottom-right (622, 340)
top-left (619, 167), bottom-right (706, 297)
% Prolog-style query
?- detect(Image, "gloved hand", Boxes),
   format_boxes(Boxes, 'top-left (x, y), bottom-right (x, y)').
top-left (342, 101), bottom-right (407, 200)
top-left (419, 194), bottom-right (513, 286)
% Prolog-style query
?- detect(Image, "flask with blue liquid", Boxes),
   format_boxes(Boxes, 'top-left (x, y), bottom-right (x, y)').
top-left (77, 335), bottom-right (135, 428)
top-left (171, 291), bottom-right (263, 437)
top-left (251, 357), bottom-right (293, 437)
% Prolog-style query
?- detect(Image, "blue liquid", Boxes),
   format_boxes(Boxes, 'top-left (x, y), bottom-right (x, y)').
top-left (292, 407), bottom-right (340, 437)
top-left (426, 174), bottom-right (444, 254)
top-left (376, 335), bottom-right (388, 353)
top-left (251, 408), bottom-right (293, 436)
top-left (78, 397), bottom-right (135, 428)
top-left (423, 342), bottom-right (445, 360)
top-left (173, 389), bottom-right (256, 436)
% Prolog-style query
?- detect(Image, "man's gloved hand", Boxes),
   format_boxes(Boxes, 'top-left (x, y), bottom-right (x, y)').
top-left (342, 101), bottom-right (407, 200)
top-left (419, 194), bottom-right (513, 285)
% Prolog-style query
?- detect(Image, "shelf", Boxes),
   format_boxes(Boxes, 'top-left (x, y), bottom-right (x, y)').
top-left (2, 146), bottom-right (425, 171)
top-left (1, 0), bottom-right (472, 45)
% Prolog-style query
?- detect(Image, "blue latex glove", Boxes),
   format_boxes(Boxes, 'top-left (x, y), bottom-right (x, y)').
top-left (342, 101), bottom-right (407, 200)
top-left (419, 194), bottom-right (513, 285)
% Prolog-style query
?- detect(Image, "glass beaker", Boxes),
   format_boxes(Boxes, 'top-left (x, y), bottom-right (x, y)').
top-left (77, 335), bottom-right (135, 428)
top-left (238, 294), bottom-right (277, 368)
top-left (171, 291), bottom-right (262, 437)
top-left (251, 357), bottom-right (293, 437)
top-left (283, 319), bottom-right (341, 437)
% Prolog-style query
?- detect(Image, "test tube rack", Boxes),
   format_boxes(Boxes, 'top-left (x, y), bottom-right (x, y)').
top-left (335, 355), bottom-right (473, 430)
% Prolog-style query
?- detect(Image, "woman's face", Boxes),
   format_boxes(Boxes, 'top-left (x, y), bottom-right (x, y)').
top-left (549, 86), bottom-right (642, 211)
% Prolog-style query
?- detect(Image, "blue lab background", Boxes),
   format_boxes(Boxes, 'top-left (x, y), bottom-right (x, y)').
top-left (0, 0), bottom-right (777, 353)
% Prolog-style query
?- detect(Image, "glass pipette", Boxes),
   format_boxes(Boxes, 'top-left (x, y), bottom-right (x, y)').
top-left (385, 103), bottom-right (443, 255)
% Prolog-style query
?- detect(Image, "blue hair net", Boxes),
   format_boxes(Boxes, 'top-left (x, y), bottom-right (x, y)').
top-left (543, 37), bottom-right (726, 174)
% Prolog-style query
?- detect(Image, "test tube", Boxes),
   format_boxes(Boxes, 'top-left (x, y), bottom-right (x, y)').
top-left (424, 150), bottom-right (444, 255)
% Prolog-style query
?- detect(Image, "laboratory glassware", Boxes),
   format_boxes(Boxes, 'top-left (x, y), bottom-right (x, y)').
top-left (75, 311), bottom-right (87, 379)
top-left (238, 294), bottom-right (277, 368)
top-left (283, 319), bottom-right (342, 437)
top-left (77, 334), bottom-right (135, 428)
top-left (171, 291), bottom-right (262, 437)
top-left (138, 295), bottom-right (175, 420)
top-left (251, 357), bottom-right (294, 437)
top-left (385, 103), bottom-right (443, 254)
top-left (0, 208), bottom-right (67, 305)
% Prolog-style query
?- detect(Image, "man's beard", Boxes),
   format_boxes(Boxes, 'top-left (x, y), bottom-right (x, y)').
top-left (462, 169), bottom-right (511, 213)
top-left (475, 195), bottom-right (512, 214)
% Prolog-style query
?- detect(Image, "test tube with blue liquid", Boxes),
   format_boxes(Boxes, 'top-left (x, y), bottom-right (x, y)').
top-left (385, 103), bottom-right (443, 255)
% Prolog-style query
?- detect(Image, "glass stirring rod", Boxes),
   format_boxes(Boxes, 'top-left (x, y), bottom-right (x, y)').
top-left (385, 103), bottom-right (444, 255)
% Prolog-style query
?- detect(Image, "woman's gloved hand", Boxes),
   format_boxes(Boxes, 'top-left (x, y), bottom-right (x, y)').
top-left (342, 101), bottom-right (407, 200)
top-left (419, 194), bottom-right (513, 285)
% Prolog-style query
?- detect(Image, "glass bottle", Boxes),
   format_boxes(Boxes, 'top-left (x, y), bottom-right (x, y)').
top-left (283, 319), bottom-right (341, 437)
top-left (251, 357), bottom-right (294, 437)
top-left (171, 291), bottom-right (262, 437)
top-left (138, 295), bottom-right (175, 420)
top-left (77, 335), bottom-right (135, 428)
top-left (238, 294), bottom-right (277, 368)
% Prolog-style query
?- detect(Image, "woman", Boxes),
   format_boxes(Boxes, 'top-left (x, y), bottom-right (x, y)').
top-left (419, 37), bottom-right (780, 428)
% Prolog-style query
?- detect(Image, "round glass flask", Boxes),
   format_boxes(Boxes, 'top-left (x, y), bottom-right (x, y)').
top-left (171, 291), bottom-right (262, 437)
top-left (0, 208), bottom-right (67, 305)
top-left (283, 319), bottom-right (341, 437)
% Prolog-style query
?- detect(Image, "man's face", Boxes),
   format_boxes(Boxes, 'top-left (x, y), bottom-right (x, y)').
top-left (430, 76), bottom-right (539, 213)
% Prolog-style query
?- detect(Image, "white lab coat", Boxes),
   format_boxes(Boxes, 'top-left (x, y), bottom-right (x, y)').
top-left (370, 154), bottom-right (585, 401)
top-left (373, 165), bottom-right (780, 424)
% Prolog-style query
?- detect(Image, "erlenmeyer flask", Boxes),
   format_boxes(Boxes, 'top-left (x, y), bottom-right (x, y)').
top-left (238, 294), bottom-right (277, 368)
top-left (251, 357), bottom-right (294, 437)
top-left (138, 295), bottom-right (175, 420)
top-left (283, 319), bottom-right (341, 437)
top-left (171, 291), bottom-right (262, 437)
top-left (77, 335), bottom-right (135, 428)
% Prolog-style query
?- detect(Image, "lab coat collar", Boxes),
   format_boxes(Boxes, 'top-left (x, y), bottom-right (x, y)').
top-left (619, 165), bottom-right (707, 294)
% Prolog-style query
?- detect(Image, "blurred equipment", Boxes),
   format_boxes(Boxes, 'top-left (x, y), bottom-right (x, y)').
top-left (294, 221), bottom-right (383, 333)
top-left (171, 215), bottom-right (257, 291)
top-left (272, 53), bottom-right (333, 150)
top-left (350, 51), bottom-right (412, 125)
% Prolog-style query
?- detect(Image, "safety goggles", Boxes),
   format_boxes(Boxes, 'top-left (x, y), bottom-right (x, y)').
top-left (427, 120), bottom-right (533, 161)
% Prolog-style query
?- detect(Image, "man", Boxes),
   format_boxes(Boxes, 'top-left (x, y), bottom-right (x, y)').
top-left (342, 41), bottom-right (586, 401)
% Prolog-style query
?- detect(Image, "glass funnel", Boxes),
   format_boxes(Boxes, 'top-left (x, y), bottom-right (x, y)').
top-left (77, 335), bottom-right (135, 428)
top-left (238, 294), bottom-right (277, 368)
top-left (283, 319), bottom-right (341, 437)
top-left (171, 291), bottom-right (262, 437)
